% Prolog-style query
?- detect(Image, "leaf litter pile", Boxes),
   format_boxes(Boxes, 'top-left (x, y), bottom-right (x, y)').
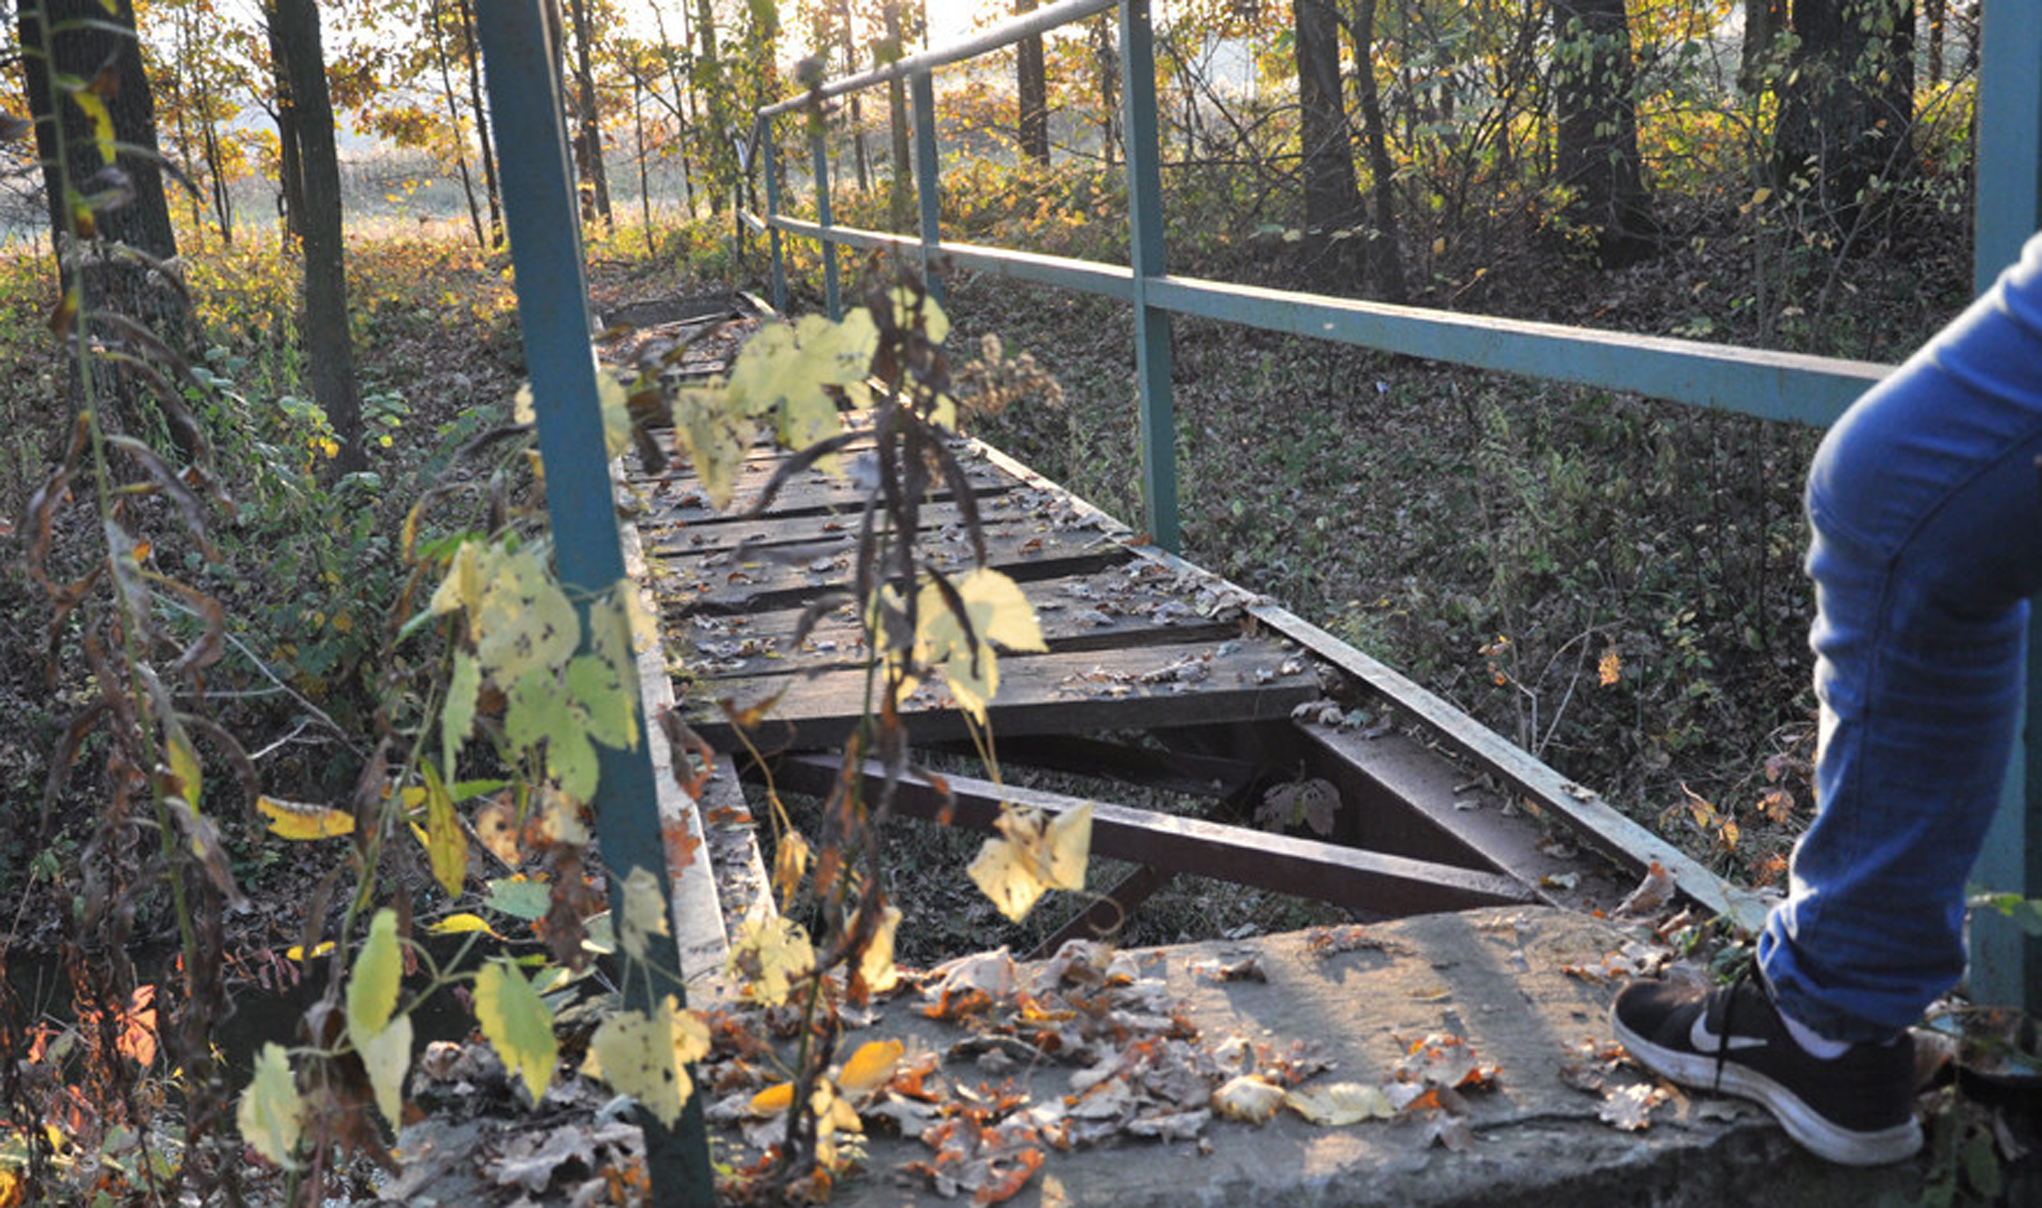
top-left (383, 928), bottom-right (1527, 1205)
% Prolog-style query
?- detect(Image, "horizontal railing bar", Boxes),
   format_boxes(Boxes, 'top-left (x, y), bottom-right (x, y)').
top-left (1148, 275), bottom-right (1891, 426)
top-left (768, 216), bottom-right (1889, 420)
top-left (761, 0), bottom-right (1117, 117)
top-left (771, 217), bottom-right (1138, 300)
top-left (739, 208), bottom-right (767, 233)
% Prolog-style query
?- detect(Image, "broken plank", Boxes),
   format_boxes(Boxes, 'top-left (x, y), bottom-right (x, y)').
top-left (769, 756), bottom-right (1534, 914)
top-left (685, 638), bottom-right (1320, 752)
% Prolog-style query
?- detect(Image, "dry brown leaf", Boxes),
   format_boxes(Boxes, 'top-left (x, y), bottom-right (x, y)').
top-left (1284, 1082), bottom-right (1396, 1126)
top-left (1614, 860), bottom-right (1677, 918)
top-left (1212, 1075), bottom-right (1285, 1124)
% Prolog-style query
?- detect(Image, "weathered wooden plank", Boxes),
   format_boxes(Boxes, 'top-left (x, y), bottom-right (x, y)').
top-left (686, 637), bottom-right (1320, 751)
top-left (640, 486), bottom-right (1120, 557)
top-left (938, 733), bottom-right (1264, 802)
top-left (673, 568), bottom-right (1239, 678)
top-left (635, 463), bottom-right (1013, 526)
top-left (658, 516), bottom-right (1131, 616)
top-left (769, 755), bottom-right (1535, 914)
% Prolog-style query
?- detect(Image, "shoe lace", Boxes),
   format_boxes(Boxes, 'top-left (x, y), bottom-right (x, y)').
top-left (1712, 964), bottom-right (1761, 1092)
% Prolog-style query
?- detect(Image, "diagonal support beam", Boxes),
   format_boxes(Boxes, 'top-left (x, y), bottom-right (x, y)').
top-left (769, 755), bottom-right (1534, 915)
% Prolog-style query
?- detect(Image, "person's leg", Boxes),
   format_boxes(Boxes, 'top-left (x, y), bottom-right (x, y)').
top-left (1615, 231), bottom-right (2042, 1166)
top-left (1760, 237), bottom-right (2042, 1041)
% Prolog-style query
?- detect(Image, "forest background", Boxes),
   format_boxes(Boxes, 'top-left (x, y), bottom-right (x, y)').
top-left (0, 0), bottom-right (1993, 1200)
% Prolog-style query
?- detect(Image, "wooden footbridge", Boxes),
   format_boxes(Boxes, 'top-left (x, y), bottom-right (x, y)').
top-left (613, 298), bottom-right (1761, 967)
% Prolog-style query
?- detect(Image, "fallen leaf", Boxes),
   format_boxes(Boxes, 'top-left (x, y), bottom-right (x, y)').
top-left (1212, 1075), bottom-right (1285, 1124)
top-left (1614, 860), bottom-right (1677, 917)
top-left (1598, 1082), bottom-right (1663, 1131)
top-left (1284, 1081), bottom-right (1395, 1125)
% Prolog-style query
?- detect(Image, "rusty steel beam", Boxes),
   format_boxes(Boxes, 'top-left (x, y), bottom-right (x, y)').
top-left (769, 755), bottom-right (1535, 915)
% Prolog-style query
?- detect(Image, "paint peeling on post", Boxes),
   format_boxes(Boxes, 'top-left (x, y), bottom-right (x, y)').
top-left (475, 5), bottom-right (715, 1201)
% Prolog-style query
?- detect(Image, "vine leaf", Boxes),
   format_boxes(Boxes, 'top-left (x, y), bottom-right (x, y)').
top-left (582, 995), bottom-right (709, 1128)
top-left (359, 1014), bottom-right (413, 1128)
top-left (725, 308), bottom-right (876, 456)
top-left (727, 915), bottom-right (816, 1007)
top-left (669, 384), bottom-right (750, 510)
top-left (442, 651), bottom-right (480, 777)
top-left (475, 958), bottom-right (558, 1104)
top-left (347, 909), bottom-right (403, 1044)
top-left (256, 795), bottom-right (355, 840)
top-left (506, 664), bottom-right (599, 802)
top-left (968, 803), bottom-right (1092, 923)
top-left (915, 567), bottom-right (1047, 721)
top-left (856, 904), bottom-right (902, 997)
top-left (618, 865), bottom-right (670, 961)
top-left (237, 1043), bottom-right (303, 1169)
top-left (421, 761), bottom-right (468, 898)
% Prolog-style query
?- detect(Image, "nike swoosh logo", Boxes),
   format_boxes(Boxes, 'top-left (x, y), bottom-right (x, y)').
top-left (1690, 1014), bottom-right (1767, 1053)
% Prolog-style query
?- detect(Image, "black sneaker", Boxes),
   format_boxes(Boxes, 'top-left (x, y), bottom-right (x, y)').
top-left (1609, 972), bottom-right (1922, 1165)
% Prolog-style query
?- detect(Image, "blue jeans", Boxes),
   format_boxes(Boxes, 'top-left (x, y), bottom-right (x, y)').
top-left (1757, 232), bottom-right (2042, 1043)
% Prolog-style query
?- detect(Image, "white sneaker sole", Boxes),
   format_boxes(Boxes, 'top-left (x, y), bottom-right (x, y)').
top-left (1610, 1011), bottom-right (1922, 1166)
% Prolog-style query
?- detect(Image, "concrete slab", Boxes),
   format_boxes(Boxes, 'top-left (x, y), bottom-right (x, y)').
top-left (821, 907), bottom-right (1921, 1208)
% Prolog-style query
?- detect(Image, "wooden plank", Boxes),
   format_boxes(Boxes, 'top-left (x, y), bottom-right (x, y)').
top-left (686, 637), bottom-right (1320, 752)
top-left (641, 486), bottom-right (1121, 557)
top-left (672, 569), bottom-right (1239, 678)
top-left (633, 452), bottom-right (1014, 526)
top-left (770, 756), bottom-right (1535, 914)
top-left (657, 516), bottom-right (1131, 616)
top-left (951, 733), bottom-right (1263, 801)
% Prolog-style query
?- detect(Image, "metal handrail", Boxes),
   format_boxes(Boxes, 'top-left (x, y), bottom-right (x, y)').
top-left (754, 0), bottom-right (2042, 1011)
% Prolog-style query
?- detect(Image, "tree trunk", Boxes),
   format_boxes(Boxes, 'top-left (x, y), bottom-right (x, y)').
top-left (428, 0), bottom-right (486, 249)
top-left (1774, 0), bottom-right (1914, 223)
top-left (1551, 0), bottom-right (1658, 265)
top-left (1739, 0), bottom-right (1785, 92)
top-left (1293, 0), bottom-right (1363, 291)
top-left (457, 0), bottom-right (503, 247)
top-left (265, 13), bottom-right (306, 242)
top-left (269, 0), bottom-right (365, 474)
top-left (565, 0), bottom-right (612, 227)
top-left (1017, 0), bottom-right (1050, 164)
top-left (694, 0), bottom-right (733, 214)
top-left (883, 3), bottom-right (912, 232)
top-left (1347, 0), bottom-right (1408, 302)
top-left (1089, 13), bottom-right (1117, 167)
top-left (20, 0), bottom-right (185, 330)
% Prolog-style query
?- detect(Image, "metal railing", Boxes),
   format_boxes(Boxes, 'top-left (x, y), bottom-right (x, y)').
top-left (751, 0), bottom-right (2042, 1011)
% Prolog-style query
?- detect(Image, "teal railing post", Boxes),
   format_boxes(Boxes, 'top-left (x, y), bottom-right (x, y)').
top-left (476, 7), bottom-right (716, 1202)
top-left (911, 69), bottom-right (944, 305)
top-left (1969, 0), bottom-right (2042, 1016)
top-left (1118, 0), bottom-right (1180, 552)
top-left (810, 119), bottom-right (842, 320)
top-left (761, 117), bottom-right (789, 314)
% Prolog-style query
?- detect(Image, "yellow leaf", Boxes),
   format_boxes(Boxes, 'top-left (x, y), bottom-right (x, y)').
top-left (257, 796), bottom-right (355, 841)
top-left (473, 799), bottom-right (521, 866)
top-left (727, 915), bottom-right (815, 1006)
top-left (772, 830), bottom-right (810, 908)
top-left (429, 539), bottom-right (486, 618)
top-left (597, 371), bottom-right (633, 457)
top-left (857, 904), bottom-right (902, 996)
top-left (838, 1039), bottom-right (904, 1098)
top-left (358, 1015), bottom-right (412, 1128)
top-left (286, 940), bottom-right (335, 963)
top-left (1284, 1081), bottom-right (1395, 1125)
top-left (967, 803), bottom-right (1092, 923)
top-left (474, 959), bottom-right (558, 1104)
top-left (670, 383), bottom-right (751, 510)
top-left (1213, 1075), bottom-right (1285, 1124)
top-left (421, 762), bottom-right (468, 898)
top-left (166, 720), bottom-right (202, 808)
top-left (749, 1081), bottom-right (794, 1115)
top-left (427, 912), bottom-right (499, 937)
top-left (68, 89), bottom-right (115, 167)
top-left (1598, 647), bottom-right (1622, 687)
top-left (581, 995), bottom-right (706, 1128)
top-left (237, 1043), bottom-right (302, 1169)
top-left (618, 865), bottom-right (671, 962)
top-left (913, 568), bottom-right (1046, 721)
top-left (347, 909), bottom-right (403, 1044)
